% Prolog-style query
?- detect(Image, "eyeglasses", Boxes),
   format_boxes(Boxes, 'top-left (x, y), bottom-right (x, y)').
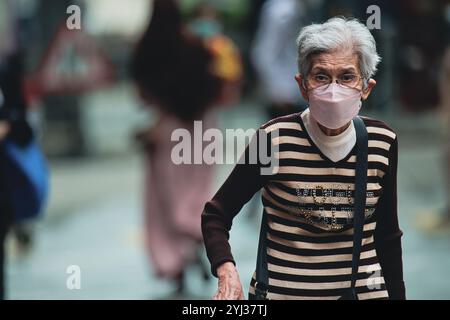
top-left (305, 73), bottom-right (364, 90)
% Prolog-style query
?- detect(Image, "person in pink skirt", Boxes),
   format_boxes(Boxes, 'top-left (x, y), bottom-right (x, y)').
top-left (130, 0), bottom-right (241, 296)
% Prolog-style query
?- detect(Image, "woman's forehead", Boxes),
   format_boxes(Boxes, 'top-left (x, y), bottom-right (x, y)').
top-left (310, 50), bottom-right (360, 73)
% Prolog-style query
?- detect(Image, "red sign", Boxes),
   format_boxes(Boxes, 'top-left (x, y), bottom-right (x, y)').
top-left (26, 23), bottom-right (116, 103)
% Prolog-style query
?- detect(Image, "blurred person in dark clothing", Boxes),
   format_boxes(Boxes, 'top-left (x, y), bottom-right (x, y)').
top-left (440, 47), bottom-right (450, 231)
top-left (392, 0), bottom-right (447, 111)
top-left (238, 0), bottom-right (267, 97)
top-left (0, 93), bottom-right (12, 300)
top-left (0, 0), bottom-right (47, 300)
top-left (131, 0), bottom-right (237, 297)
top-left (413, 3), bottom-right (450, 233)
top-left (416, 45), bottom-right (450, 234)
top-left (0, 50), bottom-right (33, 300)
top-left (441, 47), bottom-right (450, 230)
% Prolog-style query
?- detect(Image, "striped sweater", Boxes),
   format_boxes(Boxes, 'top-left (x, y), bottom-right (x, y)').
top-left (201, 112), bottom-right (405, 300)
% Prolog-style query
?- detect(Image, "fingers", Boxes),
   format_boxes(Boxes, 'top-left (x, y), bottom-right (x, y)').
top-left (212, 264), bottom-right (245, 300)
top-left (212, 278), bottom-right (225, 300)
top-left (213, 281), bottom-right (226, 300)
top-left (213, 277), bottom-right (244, 300)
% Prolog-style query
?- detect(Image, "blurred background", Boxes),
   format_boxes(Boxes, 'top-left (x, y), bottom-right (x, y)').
top-left (0, 0), bottom-right (450, 300)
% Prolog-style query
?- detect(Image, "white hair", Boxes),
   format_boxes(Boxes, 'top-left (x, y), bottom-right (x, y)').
top-left (296, 17), bottom-right (381, 80)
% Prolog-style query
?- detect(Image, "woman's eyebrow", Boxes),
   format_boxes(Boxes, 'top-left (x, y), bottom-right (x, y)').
top-left (310, 67), bottom-right (330, 73)
top-left (339, 67), bottom-right (358, 73)
top-left (311, 66), bottom-right (358, 73)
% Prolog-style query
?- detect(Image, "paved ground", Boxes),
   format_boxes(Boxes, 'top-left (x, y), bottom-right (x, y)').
top-left (5, 104), bottom-right (450, 300)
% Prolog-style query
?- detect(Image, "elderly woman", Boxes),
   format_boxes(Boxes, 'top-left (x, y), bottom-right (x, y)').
top-left (202, 17), bottom-right (405, 300)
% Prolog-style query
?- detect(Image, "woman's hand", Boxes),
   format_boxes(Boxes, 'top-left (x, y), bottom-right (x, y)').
top-left (213, 262), bottom-right (244, 300)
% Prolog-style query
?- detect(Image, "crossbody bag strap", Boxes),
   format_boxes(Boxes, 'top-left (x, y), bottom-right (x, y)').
top-left (349, 116), bottom-right (369, 297)
top-left (254, 211), bottom-right (269, 300)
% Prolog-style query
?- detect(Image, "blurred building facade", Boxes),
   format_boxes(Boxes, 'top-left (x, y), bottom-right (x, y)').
top-left (0, 0), bottom-right (448, 159)
top-left (1, 0), bottom-right (450, 301)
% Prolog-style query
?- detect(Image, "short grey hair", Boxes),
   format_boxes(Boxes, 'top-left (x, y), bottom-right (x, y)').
top-left (296, 17), bottom-right (381, 80)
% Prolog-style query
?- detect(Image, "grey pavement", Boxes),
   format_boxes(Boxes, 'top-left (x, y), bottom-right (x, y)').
top-left (6, 104), bottom-right (450, 299)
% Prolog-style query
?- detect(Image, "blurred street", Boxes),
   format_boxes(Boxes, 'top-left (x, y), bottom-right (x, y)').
top-left (6, 103), bottom-right (450, 300)
top-left (1, 0), bottom-right (450, 302)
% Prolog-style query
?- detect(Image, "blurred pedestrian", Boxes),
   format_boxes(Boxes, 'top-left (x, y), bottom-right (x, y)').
top-left (440, 47), bottom-right (450, 228)
top-left (251, 0), bottom-right (308, 119)
top-left (0, 51), bottom-right (45, 297)
top-left (188, 2), bottom-right (242, 105)
top-left (0, 14), bottom-right (49, 298)
top-left (0, 96), bottom-right (12, 300)
top-left (416, 46), bottom-right (450, 234)
top-left (131, 0), bottom-right (239, 297)
top-left (0, 48), bottom-right (30, 300)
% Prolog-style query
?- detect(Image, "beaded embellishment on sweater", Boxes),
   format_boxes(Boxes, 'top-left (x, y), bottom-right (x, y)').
top-left (293, 184), bottom-right (376, 231)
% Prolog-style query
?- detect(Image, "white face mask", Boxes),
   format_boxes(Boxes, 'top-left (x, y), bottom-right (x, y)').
top-left (308, 83), bottom-right (362, 129)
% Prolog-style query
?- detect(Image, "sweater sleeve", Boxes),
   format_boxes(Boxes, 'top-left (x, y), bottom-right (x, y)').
top-left (201, 130), bottom-right (271, 277)
top-left (374, 137), bottom-right (406, 300)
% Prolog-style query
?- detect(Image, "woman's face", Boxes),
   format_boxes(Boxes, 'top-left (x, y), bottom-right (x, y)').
top-left (295, 49), bottom-right (377, 101)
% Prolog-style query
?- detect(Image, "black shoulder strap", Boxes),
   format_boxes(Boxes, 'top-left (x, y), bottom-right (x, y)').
top-left (254, 211), bottom-right (269, 300)
top-left (348, 116), bottom-right (368, 298)
top-left (254, 117), bottom-right (368, 300)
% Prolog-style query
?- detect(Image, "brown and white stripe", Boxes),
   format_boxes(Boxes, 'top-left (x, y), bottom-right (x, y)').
top-left (248, 113), bottom-right (396, 300)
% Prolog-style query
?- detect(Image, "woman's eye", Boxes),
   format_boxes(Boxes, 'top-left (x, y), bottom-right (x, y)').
top-left (341, 74), bottom-right (357, 82)
top-left (314, 75), bottom-right (329, 82)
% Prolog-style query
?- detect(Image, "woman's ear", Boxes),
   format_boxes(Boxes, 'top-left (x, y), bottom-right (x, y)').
top-left (362, 79), bottom-right (377, 100)
top-left (295, 74), bottom-right (309, 101)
